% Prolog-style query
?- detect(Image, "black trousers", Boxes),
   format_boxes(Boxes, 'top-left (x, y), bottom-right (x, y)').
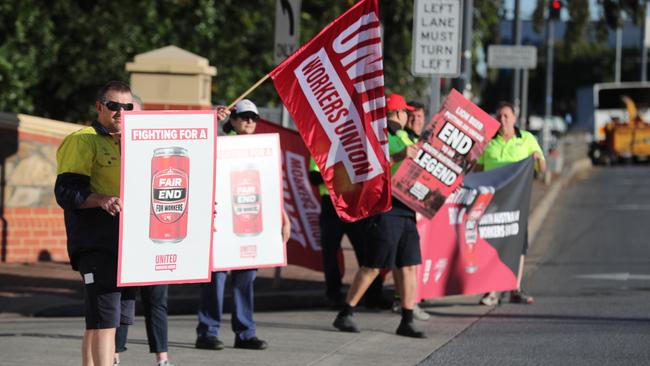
top-left (115, 284), bottom-right (169, 354)
top-left (320, 195), bottom-right (384, 300)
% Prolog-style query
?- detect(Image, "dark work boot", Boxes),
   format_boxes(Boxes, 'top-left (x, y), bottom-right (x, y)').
top-left (234, 336), bottom-right (268, 350)
top-left (396, 308), bottom-right (426, 338)
top-left (396, 320), bottom-right (426, 338)
top-left (333, 304), bottom-right (360, 333)
top-left (195, 335), bottom-right (224, 350)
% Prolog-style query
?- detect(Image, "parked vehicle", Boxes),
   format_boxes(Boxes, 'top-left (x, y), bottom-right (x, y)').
top-left (575, 82), bottom-right (650, 164)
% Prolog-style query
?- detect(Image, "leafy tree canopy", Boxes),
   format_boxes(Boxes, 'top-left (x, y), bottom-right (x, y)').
top-left (1, 0), bottom-right (645, 122)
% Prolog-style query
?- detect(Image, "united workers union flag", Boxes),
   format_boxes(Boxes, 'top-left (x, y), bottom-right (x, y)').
top-left (269, 0), bottom-right (391, 222)
top-left (416, 157), bottom-right (535, 300)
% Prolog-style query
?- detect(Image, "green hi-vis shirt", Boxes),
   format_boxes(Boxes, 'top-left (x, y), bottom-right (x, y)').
top-left (56, 126), bottom-right (121, 196)
top-left (478, 129), bottom-right (545, 172)
top-left (308, 157), bottom-right (329, 196)
top-left (388, 124), bottom-right (415, 176)
top-left (395, 129), bottom-right (414, 146)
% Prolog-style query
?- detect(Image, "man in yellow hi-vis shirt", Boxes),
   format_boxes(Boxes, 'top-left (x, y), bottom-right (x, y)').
top-left (55, 81), bottom-right (136, 366)
top-left (475, 101), bottom-right (546, 306)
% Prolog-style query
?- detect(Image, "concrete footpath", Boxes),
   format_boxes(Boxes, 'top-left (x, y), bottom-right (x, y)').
top-left (0, 157), bottom-right (591, 365)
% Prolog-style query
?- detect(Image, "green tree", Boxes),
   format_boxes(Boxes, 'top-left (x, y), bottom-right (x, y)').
top-left (0, 2), bottom-right (57, 115)
top-left (0, 0), bottom-right (519, 122)
top-left (0, 0), bottom-right (278, 122)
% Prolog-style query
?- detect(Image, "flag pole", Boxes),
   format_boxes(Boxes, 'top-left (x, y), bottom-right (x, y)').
top-left (227, 73), bottom-right (272, 109)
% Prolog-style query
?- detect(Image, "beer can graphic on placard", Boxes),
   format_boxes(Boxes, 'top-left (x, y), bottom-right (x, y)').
top-left (150, 147), bottom-right (190, 243)
top-left (230, 165), bottom-right (262, 236)
top-left (463, 186), bottom-right (495, 274)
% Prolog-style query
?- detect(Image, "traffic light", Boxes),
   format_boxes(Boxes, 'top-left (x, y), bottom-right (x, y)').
top-left (549, 0), bottom-right (562, 20)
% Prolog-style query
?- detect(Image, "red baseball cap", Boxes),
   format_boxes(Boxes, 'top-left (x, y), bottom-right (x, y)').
top-left (386, 93), bottom-right (415, 112)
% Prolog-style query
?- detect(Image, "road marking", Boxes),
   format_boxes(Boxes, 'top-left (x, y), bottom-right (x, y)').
top-left (576, 273), bottom-right (650, 281)
top-left (611, 204), bottom-right (650, 211)
top-left (612, 179), bottom-right (650, 186)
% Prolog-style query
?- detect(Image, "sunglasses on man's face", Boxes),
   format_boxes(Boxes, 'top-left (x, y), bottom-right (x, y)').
top-left (103, 100), bottom-right (134, 112)
top-left (237, 112), bottom-right (259, 122)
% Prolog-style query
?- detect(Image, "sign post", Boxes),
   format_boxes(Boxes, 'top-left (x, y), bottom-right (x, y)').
top-left (274, 0), bottom-right (301, 129)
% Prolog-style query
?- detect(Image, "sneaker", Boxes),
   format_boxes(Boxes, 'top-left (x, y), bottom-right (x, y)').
top-left (413, 303), bottom-right (431, 321)
top-left (391, 299), bottom-right (401, 314)
top-left (396, 320), bottom-right (426, 338)
top-left (195, 335), bottom-right (224, 350)
top-left (157, 361), bottom-right (175, 366)
top-left (234, 336), bottom-right (268, 350)
top-left (113, 358), bottom-right (120, 366)
top-left (479, 291), bottom-right (500, 306)
top-left (333, 313), bottom-right (360, 333)
top-left (510, 290), bottom-right (534, 304)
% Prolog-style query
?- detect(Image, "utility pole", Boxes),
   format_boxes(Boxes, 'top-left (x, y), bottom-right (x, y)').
top-left (544, 9), bottom-right (554, 119)
top-left (642, 6), bottom-right (648, 82)
top-left (543, 0), bottom-right (555, 184)
top-left (460, 0), bottom-right (473, 96)
top-left (615, 26), bottom-right (622, 83)
top-left (512, 0), bottom-right (522, 122)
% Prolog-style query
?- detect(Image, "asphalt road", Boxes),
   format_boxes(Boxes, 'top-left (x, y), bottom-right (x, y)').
top-left (422, 166), bottom-right (650, 366)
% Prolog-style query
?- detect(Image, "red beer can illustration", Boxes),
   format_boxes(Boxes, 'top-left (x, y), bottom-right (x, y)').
top-left (149, 147), bottom-right (190, 243)
top-left (230, 165), bottom-right (262, 236)
top-left (463, 186), bottom-right (495, 273)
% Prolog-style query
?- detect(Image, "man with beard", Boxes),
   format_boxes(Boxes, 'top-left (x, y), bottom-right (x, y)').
top-left (55, 81), bottom-right (136, 366)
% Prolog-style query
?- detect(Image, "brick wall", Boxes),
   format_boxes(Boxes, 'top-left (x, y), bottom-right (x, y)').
top-left (1, 207), bottom-right (68, 262)
top-left (0, 113), bottom-right (78, 263)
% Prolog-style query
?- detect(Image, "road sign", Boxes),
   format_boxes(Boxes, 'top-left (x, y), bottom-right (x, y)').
top-left (487, 45), bottom-right (537, 69)
top-left (274, 0), bottom-right (301, 65)
top-left (411, 0), bottom-right (463, 77)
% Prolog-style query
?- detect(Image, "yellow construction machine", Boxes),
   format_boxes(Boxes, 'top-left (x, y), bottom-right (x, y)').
top-left (600, 96), bottom-right (650, 164)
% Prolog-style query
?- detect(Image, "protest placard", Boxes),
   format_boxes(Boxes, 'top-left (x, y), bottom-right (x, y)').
top-left (212, 133), bottom-right (286, 271)
top-left (118, 111), bottom-right (217, 286)
top-left (392, 89), bottom-right (500, 218)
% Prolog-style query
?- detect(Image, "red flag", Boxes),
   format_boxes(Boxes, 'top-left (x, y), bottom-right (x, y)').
top-left (255, 119), bottom-right (342, 273)
top-left (269, 0), bottom-right (391, 222)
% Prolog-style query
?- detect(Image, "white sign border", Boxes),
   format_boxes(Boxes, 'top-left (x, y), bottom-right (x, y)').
top-left (211, 133), bottom-right (287, 271)
top-left (118, 110), bottom-right (217, 287)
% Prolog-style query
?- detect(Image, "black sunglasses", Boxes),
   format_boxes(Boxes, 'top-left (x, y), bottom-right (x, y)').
top-left (103, 100), bottom-right (134, 112)
top-left (236, 112), bottom-right (259, 122)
